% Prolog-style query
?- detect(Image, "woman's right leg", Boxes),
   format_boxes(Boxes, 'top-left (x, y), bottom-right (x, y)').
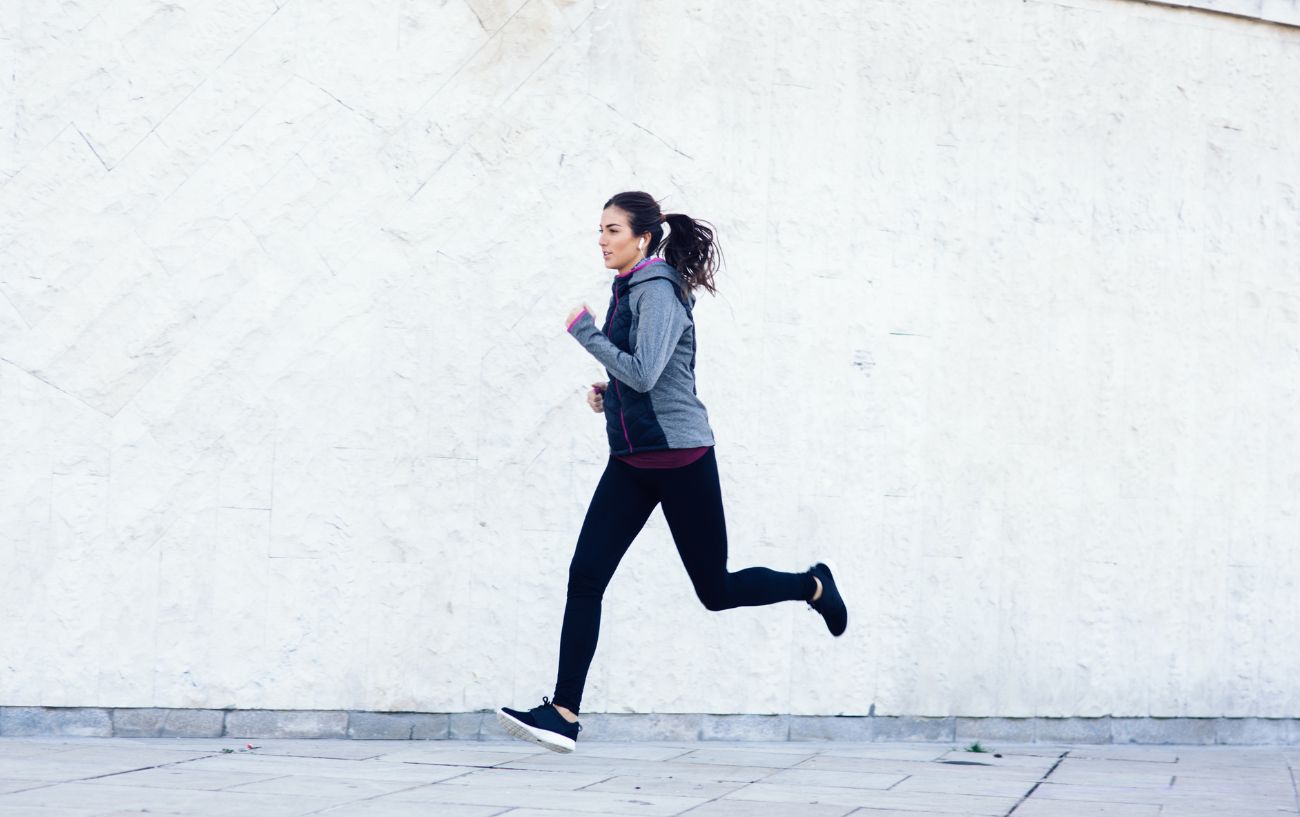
top-left (551, 457), bottom-right (659, 716)
top-left (658, 447), bottom-right (817, 610)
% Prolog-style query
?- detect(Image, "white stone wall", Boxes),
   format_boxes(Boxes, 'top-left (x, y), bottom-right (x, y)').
top-left (1, 0), bottom-right (1297, 718)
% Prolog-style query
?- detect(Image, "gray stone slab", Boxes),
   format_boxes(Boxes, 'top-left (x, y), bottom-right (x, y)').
top-left (870, 716), bottom-right (956, 742)
top-left (1111, 717), bottom-right (1216, 745)
top-left (0, 708), bottom-right (112, 738)
top-left (223, 710), bottom-right (349, 739)
top-left (955, 716), bottom-right (1035, 743)
top-left (1036, 717), bottom-right (1112, 744)
top-left (448, 711), bottom-right (485, 740)
top-left (110, 707), bottom-right (225, 738)
top-left (580, 712), bottom-right (703, 741)
top-left (789, 715), bottom-right (874, 741)
top-left (1214, 717), bottom-right (1291, 744)
top-left (347, 711), bottom-right (449, 740)
top-left (702, 714), bottom-right (790, 741)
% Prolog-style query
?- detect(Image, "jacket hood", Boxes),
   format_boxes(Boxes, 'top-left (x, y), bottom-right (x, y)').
top-left (626, 258), bottom-right (683, 289)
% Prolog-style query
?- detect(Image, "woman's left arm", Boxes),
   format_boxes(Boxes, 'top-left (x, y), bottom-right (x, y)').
top-left (565, 280), bottom-right (686, 393)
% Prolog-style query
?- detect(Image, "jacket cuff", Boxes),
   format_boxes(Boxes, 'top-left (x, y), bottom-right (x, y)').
top-left (566, 307), bottom-right (594, 334)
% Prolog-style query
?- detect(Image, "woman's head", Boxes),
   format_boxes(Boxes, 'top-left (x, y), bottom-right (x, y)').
top-left (599, 191), bottom-right (721, 296)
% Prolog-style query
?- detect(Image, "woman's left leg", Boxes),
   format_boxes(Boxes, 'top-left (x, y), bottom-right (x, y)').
top-left (657, 447), bottom-right (817, 610)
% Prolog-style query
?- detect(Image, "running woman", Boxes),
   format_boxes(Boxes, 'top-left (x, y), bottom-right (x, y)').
top-left (496, 191), bottom-right (847, 753)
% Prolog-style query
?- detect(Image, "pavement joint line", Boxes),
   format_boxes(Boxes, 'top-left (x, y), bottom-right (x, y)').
top-left (572, 773), bottom-right (617, 791)
top-left (1003, 748), bottom-right (1070, 816)
top-left (1287, 754), bottom-right (1300, 812)
top-left (885, 771), bottom-right (912, 790)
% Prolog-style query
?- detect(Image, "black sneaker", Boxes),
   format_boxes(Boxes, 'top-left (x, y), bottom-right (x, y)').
top-left (807, 562), bottom-right (847, 636)
top-left (496, 696), bottom-right (582, 753)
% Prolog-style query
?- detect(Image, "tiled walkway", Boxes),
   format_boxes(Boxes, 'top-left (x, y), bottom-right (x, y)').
top-left (1, 736), bottom-right (1297, 816)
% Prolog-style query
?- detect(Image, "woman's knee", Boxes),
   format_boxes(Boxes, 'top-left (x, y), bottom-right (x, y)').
top-left (566, 560), bottom-right (610, 600)
top-left (695, 575), bottom-right (732, 611)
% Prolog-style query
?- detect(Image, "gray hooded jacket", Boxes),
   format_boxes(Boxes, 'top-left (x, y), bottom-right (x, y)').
top-left (566, 259), bottom-right (716, 455)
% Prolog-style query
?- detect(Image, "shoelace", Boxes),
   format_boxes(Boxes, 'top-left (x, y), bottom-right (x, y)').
top-left (540, 696), bottom-right (582, 732)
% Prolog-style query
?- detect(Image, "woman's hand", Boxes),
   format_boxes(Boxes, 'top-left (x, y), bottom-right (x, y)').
top-left (565, 304), bottom-right (590, 328)
top-left (586, 382), bottom-right (608, 413)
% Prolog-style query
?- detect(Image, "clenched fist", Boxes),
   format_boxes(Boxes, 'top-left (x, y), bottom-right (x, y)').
top-left (586, 382), bottom-right (608, 413)
top-left (566, 304), bottom-right (590, 328)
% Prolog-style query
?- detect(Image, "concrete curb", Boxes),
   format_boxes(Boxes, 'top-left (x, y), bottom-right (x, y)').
top-left (3, 707), bottom-right (1300, 744)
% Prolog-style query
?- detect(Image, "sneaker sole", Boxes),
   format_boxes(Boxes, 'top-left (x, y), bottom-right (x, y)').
top-left (495, 708), bottom-right (576, 753)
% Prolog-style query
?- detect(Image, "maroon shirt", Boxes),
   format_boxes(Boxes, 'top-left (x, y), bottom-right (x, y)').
top-left (615, 445), bottom-right (711, 469)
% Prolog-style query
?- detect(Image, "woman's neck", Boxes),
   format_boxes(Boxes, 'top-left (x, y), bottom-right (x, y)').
top-left (618, 255), bottom-right (655, 278)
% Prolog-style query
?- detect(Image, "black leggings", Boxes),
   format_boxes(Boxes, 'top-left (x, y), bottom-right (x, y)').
top-left (551, 447), bottom-right (817, 714)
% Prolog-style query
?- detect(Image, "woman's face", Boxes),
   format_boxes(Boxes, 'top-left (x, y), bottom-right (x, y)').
top-left (598, 206), bottom-right (646, 271)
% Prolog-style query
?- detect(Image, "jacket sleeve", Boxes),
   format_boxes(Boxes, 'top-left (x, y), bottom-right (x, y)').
top-left (566, 279), bottom-right (687, 393)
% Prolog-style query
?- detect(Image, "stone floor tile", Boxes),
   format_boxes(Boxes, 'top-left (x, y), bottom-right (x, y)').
top-left (580, 773), bottom-right (749, 798)
top-left (3, 738), bottom-right (1295, 817)
top-left (1030, 782), bottom-right (1183, 805)
top-left (0, 781), bottom-right (352, 816)
top-left (215, 772), bottom-right (432, 798)
top-left (368, 746), bottom-right (548, 767)
top-left (759, 767), bottom-right (906, 789)
top-left (182, 752), bottom-right (474, 783)
top-left (841, 811), bottom-right (1006, 817)
top-left (312, 802), bottom-right (506, 817)
top-left (76, 766), bottom-right (284, 790)
top-left (886, 772), bottom-right (1039, 797)
top-left (723, 780), bottom-right (1019, 815)
top-left (935, 748), bottom-right (1062, 769)
top-left (669, 800), bottom-right (857, 816)
top-left (496, 755), bottom-right (779, 783)
top-left (674, 747), bottom-right (817, 768)
top-left (376, 782), bottom-right (709, 815)
top-left (793, 752), bottom-right (1044, 782)
top-left (563, 743), bottom-right (695, 761)
top-left (0, 807), bottom-right (106, 817)
top-left (1011, 799), bottom-right (1162, 816)
top-left (437, 766), bottom-right (616, 790)
top-left (813, 744), bottom-right (951, 761)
